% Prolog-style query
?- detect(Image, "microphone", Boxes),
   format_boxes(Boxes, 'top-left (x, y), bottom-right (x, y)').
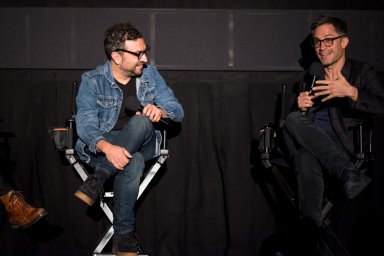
top-left (125, 96), bottom-right (173, 129)
top-left (304, 63), bottom-right (326, 114)
top-left (125, 96), bottom-right (143, 117)
top-left (307, 62), bottom-right (324, 94)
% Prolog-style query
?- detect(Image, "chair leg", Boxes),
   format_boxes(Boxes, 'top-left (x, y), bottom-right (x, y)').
top-left (66, 149), bottom-right (167, 256)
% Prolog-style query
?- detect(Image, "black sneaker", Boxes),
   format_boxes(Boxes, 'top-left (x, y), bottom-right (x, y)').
top-left (74, 171), bottom-right (107, 206)
top-left (113, 231), bottom-right (142, 255)
top-left (342, 168), bottom-right (371, 199)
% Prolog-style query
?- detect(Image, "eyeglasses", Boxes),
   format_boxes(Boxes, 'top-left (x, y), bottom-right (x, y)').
top-left (312, 36), bottom-right (345, 48)
top-left (115, 45), bottom-right (150, 60)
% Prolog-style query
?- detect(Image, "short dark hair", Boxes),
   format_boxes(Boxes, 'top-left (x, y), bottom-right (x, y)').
top-left (310, 14), bottom-right (348, 37)
top-left (104, 22), bottom-right (143, 60)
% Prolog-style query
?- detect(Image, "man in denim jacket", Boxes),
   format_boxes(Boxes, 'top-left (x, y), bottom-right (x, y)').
top-left (74, 22), bottom-right (184, 256)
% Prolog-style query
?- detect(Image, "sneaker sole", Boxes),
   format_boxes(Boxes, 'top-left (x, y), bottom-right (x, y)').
top-left (74, 190), bottom-right (95, 206)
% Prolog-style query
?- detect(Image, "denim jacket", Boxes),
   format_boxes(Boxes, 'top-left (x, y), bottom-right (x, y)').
top-left (75, 61), bottom-right (184, 163)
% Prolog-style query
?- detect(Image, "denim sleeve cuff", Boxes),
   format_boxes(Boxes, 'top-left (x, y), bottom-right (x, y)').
top-left (89, 136), bottom-right (106, 154)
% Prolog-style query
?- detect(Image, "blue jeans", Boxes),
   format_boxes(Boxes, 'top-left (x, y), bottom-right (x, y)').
top-left (87, 115), bottom-right (156, 234)
top-left (282, 111), bottom-right (353, 225)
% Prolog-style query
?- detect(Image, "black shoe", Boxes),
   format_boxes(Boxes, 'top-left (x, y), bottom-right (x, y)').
top-left (342, 168), bottom-right (371, 199)
top-left (74, 171), bottom-right (107, 206)
top-left (113, 231), bottom-right (142, 254)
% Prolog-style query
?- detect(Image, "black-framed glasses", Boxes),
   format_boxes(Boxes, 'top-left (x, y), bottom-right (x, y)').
top-left (312, 36), bottom-right (345, 48)
top-left (115, 45), bottom-right (150, 60)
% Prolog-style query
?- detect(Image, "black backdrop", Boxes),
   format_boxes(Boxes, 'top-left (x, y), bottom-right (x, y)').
top-left (1, 69), bottom-right (383, 256)
top-left (0, 0), bottom-right (382, 9)
top-left (1, 5), bottom-right (384, 256)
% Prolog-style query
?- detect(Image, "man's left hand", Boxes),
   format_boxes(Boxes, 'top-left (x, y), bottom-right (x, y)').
top-left (141, 104), bottom-right (165, 122)
top-left (313, 69), bottom-right (358, 102)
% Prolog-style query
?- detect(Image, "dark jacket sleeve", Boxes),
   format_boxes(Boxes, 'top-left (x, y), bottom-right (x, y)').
top-left (332, 59), bottom-right (384, 155)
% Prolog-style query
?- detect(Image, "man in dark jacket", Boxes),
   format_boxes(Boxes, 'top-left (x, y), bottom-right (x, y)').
top-left (283, 14), bottom-right (384, 228)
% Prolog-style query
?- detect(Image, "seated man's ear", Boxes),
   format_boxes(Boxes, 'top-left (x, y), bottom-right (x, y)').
top-left (111, 51), bottom-right (123, 65)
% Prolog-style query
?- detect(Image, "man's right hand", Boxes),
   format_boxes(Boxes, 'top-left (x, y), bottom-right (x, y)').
top-left (96, 140), bottom-right (132, 170)
top-left (297, 91), bottom-right (315, 113)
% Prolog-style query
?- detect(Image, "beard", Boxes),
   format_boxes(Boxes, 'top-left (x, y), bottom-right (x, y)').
top-left (127, 61), bottom-right (146, 77)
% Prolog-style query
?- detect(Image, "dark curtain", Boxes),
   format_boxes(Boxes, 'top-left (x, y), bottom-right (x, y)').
top-left (0, 0), bottom-right (382, 10)
top-left (0, 69), bottom-right (383, 256)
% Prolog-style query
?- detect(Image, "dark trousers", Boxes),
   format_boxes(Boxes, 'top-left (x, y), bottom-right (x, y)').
top-left (0, 174), bottom-right (11, 196)
top-left (0, 145), bottom-right (12, 196)
top-left (282, 111), bottom-right (353, 225)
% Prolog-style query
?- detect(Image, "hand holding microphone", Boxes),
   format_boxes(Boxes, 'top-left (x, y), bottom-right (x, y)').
top-left (142, 104), bottom-right (165, 122)
top-left (298, 62), bottom-right (324, 113)
top-left (298, 91), bottom-right (315, 113)
top-left (125, 96), bottom-right (173, 129)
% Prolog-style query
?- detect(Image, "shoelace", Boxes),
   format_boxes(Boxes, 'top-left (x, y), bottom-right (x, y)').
top-left (132, 232), bottom-right (143, 253)
top-left (9, 191), bottom-right (29, 212)
top-left (128, 232), bottom-right (143, 253)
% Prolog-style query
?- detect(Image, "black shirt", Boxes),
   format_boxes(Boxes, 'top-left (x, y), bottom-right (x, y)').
top-left (113, 78), bottom-right (136, 130)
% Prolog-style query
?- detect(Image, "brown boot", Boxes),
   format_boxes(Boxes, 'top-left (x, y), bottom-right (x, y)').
top-left (113, 232), bottom-right (141, 256)
top-left (113, 246), bottom-right (138, 256)
top-left (115, 252), bottom-right (138, 256)
top-left (0, 190), bottom-right (47, 229)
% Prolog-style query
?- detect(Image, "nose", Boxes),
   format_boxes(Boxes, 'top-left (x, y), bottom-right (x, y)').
top-left (317, 41), bottom-right (327, 51)
top-left (140, 53), bottom-right (148, 62)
